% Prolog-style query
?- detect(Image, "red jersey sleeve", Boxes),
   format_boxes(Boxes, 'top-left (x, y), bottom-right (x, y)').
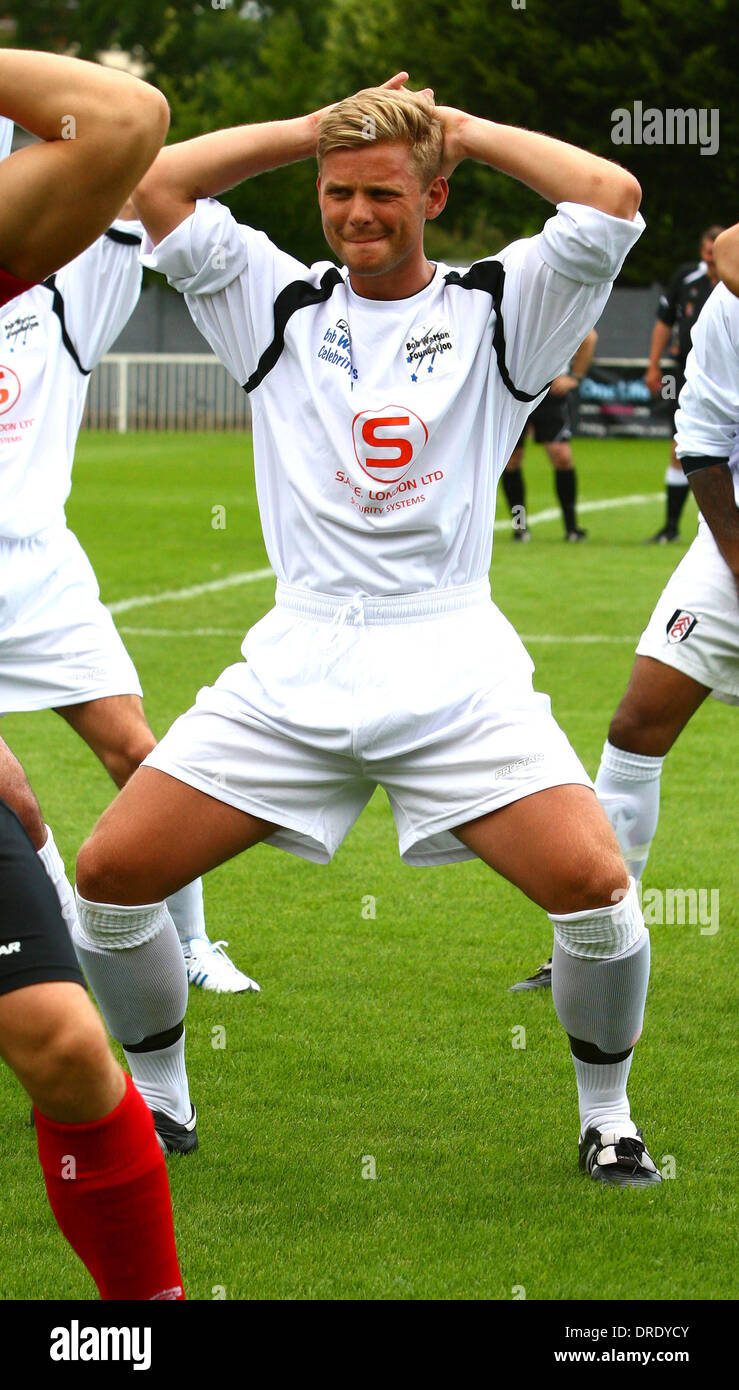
top-left (0, 266), bottom-right (37, 308)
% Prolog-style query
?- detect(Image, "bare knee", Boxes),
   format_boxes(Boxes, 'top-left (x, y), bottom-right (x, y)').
top-left (37, 1013), bottom-right (110, 1091)
top-left (548, 840), bottom-right (628, 916)
top-left (76, 830), bottom-right (155, 906)
top-left (608, 697), bottom-right (643, 752)
top-left (1, 987), bottom-right (120, 1119)
top-left (608, 693), bottom-right (667, 756)
top-left (76, 834), bottom-right (119, 903)
top-left (549, 446), bottom-right (572, 469)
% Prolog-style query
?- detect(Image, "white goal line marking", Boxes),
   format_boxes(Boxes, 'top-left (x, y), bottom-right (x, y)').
top-left (108, 492), bottom-right (663, 618)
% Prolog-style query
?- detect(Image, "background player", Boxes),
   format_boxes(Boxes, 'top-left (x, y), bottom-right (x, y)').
top-left (644, 225), bottom-right (723, 544)
top-left (513, 227), bottom-right (739, 992)
top-left (0, 128), bottom-right (257, 995)
top-left (0, 48), bottom-right (184, 1300)
top-left (74, 78), bottom-right (660, 1186)
top-left (594, 225), bottom-right (739, 887)
top-left (510, 228), bottom-right (728, 995)
top-left (499, 330), bottom-right (597, 542)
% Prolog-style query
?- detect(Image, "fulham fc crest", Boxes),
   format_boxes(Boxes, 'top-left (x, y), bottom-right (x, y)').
top-left (666, 609), bottom-right (698, 643)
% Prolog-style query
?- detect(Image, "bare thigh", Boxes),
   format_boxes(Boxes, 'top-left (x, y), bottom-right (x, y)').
top-left (453, 783), bottom-right (627, 915)
top-left (76, 766), bottom-right (278, 905)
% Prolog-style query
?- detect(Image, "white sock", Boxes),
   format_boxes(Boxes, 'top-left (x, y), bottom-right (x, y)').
top-left (124, 1032), bottom-right (191, 1124)
top-left (37, 825), bottom-right (79, 939)
top-left (572, 1054), bottom-right (637, 1138)
top-left (594, 740), bottom-right (664, 881)
top-left (74, 892), bottom-right (191, 1125)
top-left (167, 879), bottom-right (207, 948)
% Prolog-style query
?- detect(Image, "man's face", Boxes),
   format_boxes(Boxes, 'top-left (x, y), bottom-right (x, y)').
top-left (701, 236), bottom-right (717, 273)
top-left (317, 141), bottom-right (444, 283)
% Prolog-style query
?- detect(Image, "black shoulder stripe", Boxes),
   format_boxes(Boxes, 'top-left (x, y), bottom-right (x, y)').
top-left (444, 260), bottom-right (550, 403)
top-left (42, 275), bottom-right (90, 376)
top-left (243, 267), bottom-right (344, 394)
top-left (105, 228), bottom-right (142, 246)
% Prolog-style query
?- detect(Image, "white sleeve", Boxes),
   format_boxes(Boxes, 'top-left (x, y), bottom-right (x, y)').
top-left (53, 219), bottom-right (144, 369)
top-left (494, 201), bottom-right (645, 396)
top-left (674, 284), bottom-right (739, 460)
top-left (0, 117), bottom-right (13, 161)
top-left (141, 198), bottom-right (312, 386)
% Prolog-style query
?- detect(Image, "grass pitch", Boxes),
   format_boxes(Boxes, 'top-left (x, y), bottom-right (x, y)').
top-left (0, 432), bottom-right (735, 1301)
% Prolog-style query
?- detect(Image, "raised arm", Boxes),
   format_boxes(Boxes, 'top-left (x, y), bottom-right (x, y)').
top-left (714, 223), bottom-right (739, 299)
top-left (435, 108), bottom-right (641, 220)
top-left (133, 118), bottom-right (317, 247)
top-left (0, 49), bottom-right (169, 283)
top-left (133, 71), bottom-right (417, 246)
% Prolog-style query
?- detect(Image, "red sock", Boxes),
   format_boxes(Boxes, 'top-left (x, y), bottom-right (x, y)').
top-left (35, 1073), bottom-right (185, 1300)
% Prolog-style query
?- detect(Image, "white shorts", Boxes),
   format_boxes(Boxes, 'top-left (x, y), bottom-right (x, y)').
top-left (144, 578), bottom-right (592, 866)
top-left (636, 519), bottom-right (739, 706)
top-left (0, 526), bottom-right (142, 713)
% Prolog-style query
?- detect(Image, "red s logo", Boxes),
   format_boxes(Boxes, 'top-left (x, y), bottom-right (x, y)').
top-left (0, 365), bottom-right (21, 415)
top-left (352, 404), bottom-right (428, 483)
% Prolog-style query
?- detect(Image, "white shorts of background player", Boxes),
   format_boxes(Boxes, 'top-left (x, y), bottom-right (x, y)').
top-left (0, 524), bottom-right (141, 713)
top-left (636, 517), bottom-right (739, 706)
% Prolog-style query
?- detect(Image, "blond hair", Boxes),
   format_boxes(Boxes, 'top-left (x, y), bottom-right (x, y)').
top-left (317, 87), bottom-right (443, 188)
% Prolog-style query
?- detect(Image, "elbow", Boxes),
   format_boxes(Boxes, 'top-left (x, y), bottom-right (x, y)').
top-left (608, 170), bottom-right (642, 221)
top-left (123, 83), bottom-right (170, 163)
top-left (101, 82), bottom-right (170, 177)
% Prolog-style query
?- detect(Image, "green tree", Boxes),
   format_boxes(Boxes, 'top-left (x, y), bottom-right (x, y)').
top-left (2, 0), bottom-right (736, 278)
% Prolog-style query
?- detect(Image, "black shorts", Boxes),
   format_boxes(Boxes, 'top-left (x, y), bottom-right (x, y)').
top-left (0, 799), bottom-right (84, 998)
top-left (515, 391), bottom-right (573, 450)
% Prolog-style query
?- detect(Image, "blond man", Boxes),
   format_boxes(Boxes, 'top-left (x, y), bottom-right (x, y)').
top-left (75, 75), bottom-right (660, 1185)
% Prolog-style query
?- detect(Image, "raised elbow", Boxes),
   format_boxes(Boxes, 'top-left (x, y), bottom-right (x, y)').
top-left (611, 171), bottom-right (642, 221)
top-left (123, 82), bottom-right (170, 162)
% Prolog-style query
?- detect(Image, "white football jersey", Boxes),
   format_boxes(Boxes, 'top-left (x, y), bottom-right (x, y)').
top-left (143, 198), bottom-right (643, 596)
top-left (675, 281), bottom-right (739, 505)
top-left (0, 116), bottom-right (13, 161)
top-left (0, 220), bottom-right (144, 539)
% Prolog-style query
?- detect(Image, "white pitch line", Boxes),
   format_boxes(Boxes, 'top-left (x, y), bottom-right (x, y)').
top-left (492, 491), bottom-right (663, 532)
top-left (118, 626), bottom-right (245, 637)
top-left (108, 492), bottom-right (663, 617)
top-left (108, 567), bottom-right (274, 615)
top-left (119, 625), bottom-right (637, 642)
